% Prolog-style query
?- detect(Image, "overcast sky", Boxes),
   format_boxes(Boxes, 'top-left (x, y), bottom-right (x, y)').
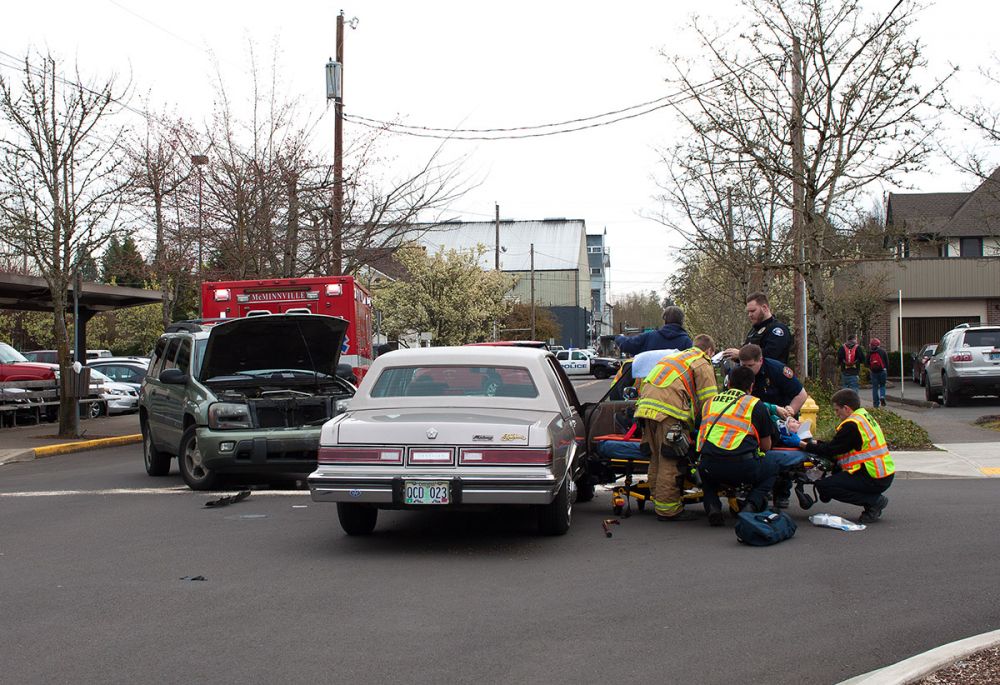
top-left (2, 1), bottom-right (997, 299)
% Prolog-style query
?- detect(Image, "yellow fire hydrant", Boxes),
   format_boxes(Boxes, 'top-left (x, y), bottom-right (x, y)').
top-left (799, 396), bottom-right (819, 435)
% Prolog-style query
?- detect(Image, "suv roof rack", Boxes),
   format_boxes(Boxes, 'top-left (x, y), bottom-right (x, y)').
top-left (954, 323), bottom-right (971, 329)
top-left (165, 318), bottom-right (229, 333)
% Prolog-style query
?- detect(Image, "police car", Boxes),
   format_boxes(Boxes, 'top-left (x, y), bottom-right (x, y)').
top-left (554, 349), bottom-right (593, 376)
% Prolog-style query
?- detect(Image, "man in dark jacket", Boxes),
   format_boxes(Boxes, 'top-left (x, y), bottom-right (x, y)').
top-left (722, 292), bottom-right (792, 364)
top-left (838, 334), bottom-right (865, 392)
top-left (615, 306), bottom-right (693, 356)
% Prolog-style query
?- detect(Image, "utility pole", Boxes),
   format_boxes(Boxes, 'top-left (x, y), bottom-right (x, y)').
top-left (530, 243), bottom-right (536, 340)
top-left (332, 10), bottom-right (345, 276)
top-left (791, 35), bottom-right (808, 379)
top-left (495, 202), bottom-right (500, 270)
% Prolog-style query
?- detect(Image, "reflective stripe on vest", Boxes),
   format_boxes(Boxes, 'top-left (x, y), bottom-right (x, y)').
top-left (634, 397), bottom-right (689, 423)
top-left (644, 348), bottom-right (704, 398)
top-left (696, 390), bottom-right (760, 452)
top-left (635, 347), bottom-right (708, 423)
top-left (836, 408), bottom-right (895, 478)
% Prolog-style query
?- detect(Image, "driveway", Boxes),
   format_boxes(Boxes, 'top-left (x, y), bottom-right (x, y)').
top-left (887, 379), bottom-right (1000, 444)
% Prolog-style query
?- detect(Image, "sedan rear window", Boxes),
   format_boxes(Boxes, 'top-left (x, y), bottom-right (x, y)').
top-left (962, 329), bottom-right (1000, 348)
top-left (370, 365), bottom-right (539, 398)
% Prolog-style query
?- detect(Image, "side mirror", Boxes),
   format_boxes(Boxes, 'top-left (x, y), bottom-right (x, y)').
top-left (159, 368), bottom-right (189, 385)
top-left (622, 386), bottom-right (639, 401)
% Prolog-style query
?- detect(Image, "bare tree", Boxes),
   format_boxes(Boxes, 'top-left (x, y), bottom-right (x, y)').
top-left (661, 0), bottom-right (950, 380)
top-left (0, 51), bottom-right (129, 435)
top-left (125, 110), bottom-right (200, 329)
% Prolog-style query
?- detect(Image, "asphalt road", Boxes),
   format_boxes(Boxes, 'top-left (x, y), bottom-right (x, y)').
top-left (3, 387), bottom-right (1000, 685)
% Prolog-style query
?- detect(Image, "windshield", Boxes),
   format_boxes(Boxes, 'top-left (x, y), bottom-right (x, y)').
top-left (370, 365), bottom-right (539, 399)
top-left (0, 342), bottom-right (28, 364)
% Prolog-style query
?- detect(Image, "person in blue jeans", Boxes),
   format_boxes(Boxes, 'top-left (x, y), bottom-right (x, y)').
top-left (838, 334), bottom-right (864, 392)
top-left (867, 338), bottom-right (889, 407)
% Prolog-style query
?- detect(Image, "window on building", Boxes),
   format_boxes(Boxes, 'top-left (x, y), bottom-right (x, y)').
top-left (937, 242), bottom-right (949, 258)
top-left (895, 238), bottom-right (910, 259)
top-left (590, 267), bottom-right (601, 276)
top-left (587, 246), bottom-right (603, 254)
top-left (959, 237), bottom-right (983, 257)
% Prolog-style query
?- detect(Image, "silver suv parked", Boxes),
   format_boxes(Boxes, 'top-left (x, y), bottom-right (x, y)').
top-left (924, 324), bottom-right (1000, 406)
top-left (139, 314), bottom-right (356, 490)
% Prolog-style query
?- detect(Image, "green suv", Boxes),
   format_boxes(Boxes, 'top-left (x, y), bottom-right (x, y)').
top-left (139, 314), bottom-right (356, 490)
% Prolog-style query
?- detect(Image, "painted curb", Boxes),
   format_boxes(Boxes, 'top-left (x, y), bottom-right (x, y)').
top-left (838, 628), bottom-right (1000, 684)
top-left (32, 434), bottom-right (142, 458)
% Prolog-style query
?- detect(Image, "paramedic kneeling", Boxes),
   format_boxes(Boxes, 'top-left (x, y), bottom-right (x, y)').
top-left (798, 389), bottom-right (894, 524)
top-left (696, 366), bottom-right (779, 527)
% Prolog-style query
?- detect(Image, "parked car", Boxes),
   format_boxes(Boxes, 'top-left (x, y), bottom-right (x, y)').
top-left (24, 349), bottom-right (113, 363)
top-left (554, 348), bottom-right (592, 376)
top-left (139, 313), bottom-right (356, 489)
top-left (308, 346), bottom-right (590, 536)
top-left (924, 324), bottom-right (1000, 406)
top-left (87, 357), bottom-right (150, 391)
top-left (0, 342), bottom-right (57, 383)
top-left (911, 343), bottom-right (938, 385)
top-left (89, 368), bottom-right (139, 415)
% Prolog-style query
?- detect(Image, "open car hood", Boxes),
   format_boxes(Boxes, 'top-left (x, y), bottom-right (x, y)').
top-left (200, 314), bottom-right (349, 381)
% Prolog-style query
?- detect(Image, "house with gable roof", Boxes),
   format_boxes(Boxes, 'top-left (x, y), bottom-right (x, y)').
top-left (851, 170), bottom-right (1000, 355)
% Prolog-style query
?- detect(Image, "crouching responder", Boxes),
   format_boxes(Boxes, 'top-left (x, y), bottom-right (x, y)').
top-left (696, 366), bottom-right (780, 526)
top-left (634, 334), bottom-right (717, 521)
top-left (797, 388), bottom-right (894, 523)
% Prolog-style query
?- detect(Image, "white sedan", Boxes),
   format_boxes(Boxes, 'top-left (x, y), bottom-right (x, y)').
top-left (308, 346), bottom-right (591, 536)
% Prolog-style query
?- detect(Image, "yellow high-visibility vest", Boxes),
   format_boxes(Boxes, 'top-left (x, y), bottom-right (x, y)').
top-left (634, 347), bottom-right (710, 424)
top-left (696, 389), bottom-right (760, 452)
top-left (837, 408), bottom-right (895, 478)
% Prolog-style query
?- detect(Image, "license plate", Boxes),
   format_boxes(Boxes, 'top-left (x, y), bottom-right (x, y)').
top-left (990, 352), bottom-right (1000, 361)
top-left (403, 481), bottom-right (450, 505)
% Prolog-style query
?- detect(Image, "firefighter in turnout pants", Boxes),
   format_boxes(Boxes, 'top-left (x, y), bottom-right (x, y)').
top-left (634, 334), bottom-right (718, 521)
top-left (798, 388), bottom-right (894, 523)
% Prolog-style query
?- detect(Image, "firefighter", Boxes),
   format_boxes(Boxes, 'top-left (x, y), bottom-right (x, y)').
top-left (798, 388), bottom-right (894, 523)
top-left (634, 334), bottom-right (717, 521)
top-left (696, 365), bottom-right (779, 526)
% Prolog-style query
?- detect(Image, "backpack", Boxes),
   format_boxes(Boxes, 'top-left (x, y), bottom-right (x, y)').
top-left (868, 350), bottom-right (885, 372)
top-left (735, 510), bottom-right (797, 546)
top-left (842, 344), bottom-right (858, 367)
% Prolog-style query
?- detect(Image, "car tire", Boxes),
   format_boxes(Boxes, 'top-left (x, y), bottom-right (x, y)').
top-left (942, 375), bottom-right (960, 407)
top-left (337, 503), bottom-right (378, 535)
top-left (141, 420), bottom-right (171, 477)
top-left (178, 425), bottom-right (221, 491)
top-left (89, 400), bottom-right (104, 419)
top-left (537, 477), bottom-right (572, 536)
top-left (919, 370), bottom-right (926, 387)
top-left (925, 379), bottom-right (939, 403)
top-left (593, 368), bottom-right (610, 380)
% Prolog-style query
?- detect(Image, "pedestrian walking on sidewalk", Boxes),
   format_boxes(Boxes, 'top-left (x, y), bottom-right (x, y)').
top-left (838, 334), bottom-right (864, 392)
top-left (867, 339), bottom-right (889, 407)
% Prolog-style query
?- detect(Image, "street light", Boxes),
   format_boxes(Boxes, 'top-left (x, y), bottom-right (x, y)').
top-left (191, 154), bottom-right (209, 316)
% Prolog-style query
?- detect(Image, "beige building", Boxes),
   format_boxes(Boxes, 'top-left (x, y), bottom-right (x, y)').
top-left (862, 170), bottom-right (1000, 353)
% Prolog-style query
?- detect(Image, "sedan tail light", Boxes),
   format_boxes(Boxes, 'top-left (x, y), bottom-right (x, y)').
top-left (318, 446), bottom-right (403, 464)
top-left (951, 352), bottom-right (973, 362)
top-left (459, 448), bottom-right (552, 466)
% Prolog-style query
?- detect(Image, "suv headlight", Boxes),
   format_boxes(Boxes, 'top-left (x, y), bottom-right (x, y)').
top-left (335, 398), bottom-right (351, 413)
top-left (208, 402), bottom-right (252, 430)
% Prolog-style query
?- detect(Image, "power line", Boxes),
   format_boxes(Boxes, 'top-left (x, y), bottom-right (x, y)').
top-left (344, 57), bottom-right (769, 141)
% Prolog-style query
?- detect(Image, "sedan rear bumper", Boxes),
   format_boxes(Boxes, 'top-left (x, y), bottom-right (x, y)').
top-left (308, 470), bottom-right (559, 506)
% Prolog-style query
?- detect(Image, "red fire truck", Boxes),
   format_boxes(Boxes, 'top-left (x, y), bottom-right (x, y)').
top-left (201, 276), bottom-right (374, 382)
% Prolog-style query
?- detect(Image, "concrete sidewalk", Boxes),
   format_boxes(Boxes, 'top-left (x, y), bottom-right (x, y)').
top-left (0, 413), bottom-right (141, 465)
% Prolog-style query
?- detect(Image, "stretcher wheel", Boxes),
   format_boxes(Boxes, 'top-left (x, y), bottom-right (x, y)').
top-left (612, 505), bottom-right (623, 515)
top-left (636, 499), bottom-right (646, 512)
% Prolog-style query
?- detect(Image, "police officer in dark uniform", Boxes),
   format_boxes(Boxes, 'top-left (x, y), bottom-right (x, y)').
top-left (737, 343), bottom-right (809, 508)
top-left (723, 292), bottom-right (792, 364)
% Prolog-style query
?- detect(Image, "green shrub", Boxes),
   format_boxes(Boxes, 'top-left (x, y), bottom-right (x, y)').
top-left (805, 380), bottom-right (933, 450)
